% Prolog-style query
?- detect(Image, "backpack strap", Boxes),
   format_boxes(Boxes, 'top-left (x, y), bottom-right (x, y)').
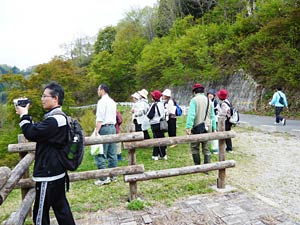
top-left (204, 97), bottom-right (209, 121)
top-left (221, 100), bottom-right (231, 119)
top-left (155, 103), bottom-right (162, 118)
top-left (223, 101), bottom-right (231, 108)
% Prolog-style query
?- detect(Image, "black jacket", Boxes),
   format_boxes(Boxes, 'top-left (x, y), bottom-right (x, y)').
top-left (20, 107), bottom-right (67, 179)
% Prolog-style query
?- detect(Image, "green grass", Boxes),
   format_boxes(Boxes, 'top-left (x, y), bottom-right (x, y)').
top-left (0, 113), bottom-right (240, 223)
top-left (127, 199), bottom-right (148, 210)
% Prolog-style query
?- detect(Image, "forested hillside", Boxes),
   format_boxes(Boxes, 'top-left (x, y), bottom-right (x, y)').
top-left (1, 0), bottom-right (299, 166)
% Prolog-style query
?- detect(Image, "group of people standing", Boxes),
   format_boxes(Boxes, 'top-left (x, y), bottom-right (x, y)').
top-left (131, 88), bottom-right (178, 161)
top-left (130, 84), bottom-right (236, 165)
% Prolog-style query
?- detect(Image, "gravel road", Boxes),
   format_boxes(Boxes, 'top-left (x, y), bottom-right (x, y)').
top-left (227, 127), bottom-right (300, 221)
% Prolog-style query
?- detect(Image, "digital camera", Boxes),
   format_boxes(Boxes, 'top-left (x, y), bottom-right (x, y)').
top-left (13, 98), bottom-right (32, 107)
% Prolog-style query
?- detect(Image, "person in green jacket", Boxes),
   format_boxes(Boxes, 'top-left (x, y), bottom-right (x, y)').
top-left (186, 83), bottom-right (217, 165)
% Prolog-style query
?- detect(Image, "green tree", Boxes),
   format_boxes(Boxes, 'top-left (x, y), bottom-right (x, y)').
top-left (89, 13), bottom-right (149, 101)
top-left (1, 59), bottom-right (86, 122)
top-left (94, 26), bottom-right (117, 54)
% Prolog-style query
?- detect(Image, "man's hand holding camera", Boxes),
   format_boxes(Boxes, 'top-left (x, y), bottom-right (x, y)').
top-left (14, 98), bottom-right (31, 117)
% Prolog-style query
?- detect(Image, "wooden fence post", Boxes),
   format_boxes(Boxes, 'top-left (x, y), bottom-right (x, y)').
top-left (0, 153), bottom-right (35, 205)
top-left (217, 116), bottom-right (226, 188)
top-left (18, 134), bottom-right (33, 220)
top-left (0, 167), bottom-right (11, 190)
top-left (3, 188), bottom-right (35, 225)
top-left (128, 148), bottom-right (137, 201)
top-left (18, 135), bottom-right (30, 202)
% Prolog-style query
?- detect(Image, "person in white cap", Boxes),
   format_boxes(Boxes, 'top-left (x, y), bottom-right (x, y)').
top-left (138, 89), bottom-right (149, 104)
top-left (131, 92), bottom-right (150, 139)
top-left (162, 89), bottom-right (177, 146)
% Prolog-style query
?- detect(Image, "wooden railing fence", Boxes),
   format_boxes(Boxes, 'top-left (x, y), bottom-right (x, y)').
top-left (0, 116), bottom-right (235, 225)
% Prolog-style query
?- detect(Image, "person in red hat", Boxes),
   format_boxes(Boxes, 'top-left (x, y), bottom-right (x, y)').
top-left (146, 90), bottom-right (167, 160)
top-left (216, 89), bottom-right (233, 151)
top-left (186, 84), bottom-right (216, 165)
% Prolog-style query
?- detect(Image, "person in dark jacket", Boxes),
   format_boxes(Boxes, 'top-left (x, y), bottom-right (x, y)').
top-left (15, 82), bottom-right (75, 225)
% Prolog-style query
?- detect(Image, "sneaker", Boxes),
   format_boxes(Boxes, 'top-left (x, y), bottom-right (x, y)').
top-left (226, 149), bottom-right (233, 153)
top-left (274, 122), bottom-right (280, 125)
top-left (152, 156), bottom-right (159, 160)
top-left (162, 155), bottom-right (168, 160)
top-left (282, 118), bottom-right (286, 126)
top-left (94, 178), bottom-right (111, 186)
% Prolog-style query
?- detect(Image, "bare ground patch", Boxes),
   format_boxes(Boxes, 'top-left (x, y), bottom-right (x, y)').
top-left (227, 128), bottom-right (300, 220)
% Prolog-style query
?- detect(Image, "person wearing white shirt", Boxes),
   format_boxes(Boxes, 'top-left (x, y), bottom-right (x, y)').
top-left (162, 89), bottom-right (177, 145)
top-left (147, 90), bottom-right (167, 160)
top-left (131, 92), bottom-right (150, 139)
top-left (216, 89), bottom-right (233, 152)
top-left (94, 84), bottom-right (117, 185)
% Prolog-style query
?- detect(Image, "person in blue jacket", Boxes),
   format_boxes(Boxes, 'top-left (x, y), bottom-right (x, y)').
top-left (269, 86), bottom-right (288, 125)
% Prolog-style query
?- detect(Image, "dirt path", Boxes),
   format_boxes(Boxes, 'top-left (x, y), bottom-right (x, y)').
top-left (228, 128), bottom-right (300, 220)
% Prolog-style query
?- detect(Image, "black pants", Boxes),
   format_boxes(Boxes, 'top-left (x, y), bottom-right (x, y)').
top-left (225, 119), bottom-right (232, 151)
top-left (33, 177), bottom-right (75, 225)
top-left (275, 106), bottom-right (284, 123)
top-left (151, 123), bottom-right (167, 157)
top-left (168, 117), bottom-right (177, 137)
top-left (134, 119), bottom-right (150, 139)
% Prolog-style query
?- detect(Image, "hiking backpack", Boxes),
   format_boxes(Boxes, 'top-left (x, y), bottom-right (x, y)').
top-left (174, 102), bottom-right (183, 116)
top-left (53, 111), bottom-right (85, 171)
top-left (224, 101), bottom-right (239, 125)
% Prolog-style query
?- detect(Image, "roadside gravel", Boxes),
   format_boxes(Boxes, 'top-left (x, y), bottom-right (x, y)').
top-left (227, 127), bottom-right (300, 220)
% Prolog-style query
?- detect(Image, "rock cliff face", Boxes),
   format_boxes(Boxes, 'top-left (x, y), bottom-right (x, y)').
top-left (171, 69), bottom-right (263, 112)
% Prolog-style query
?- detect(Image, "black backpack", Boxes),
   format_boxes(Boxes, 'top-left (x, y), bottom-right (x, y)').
top-left (53, 111), bottom-right (85, 171)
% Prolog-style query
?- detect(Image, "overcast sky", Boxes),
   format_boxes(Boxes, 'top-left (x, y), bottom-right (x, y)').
top-left (0, 0), bottom-right (157, 70)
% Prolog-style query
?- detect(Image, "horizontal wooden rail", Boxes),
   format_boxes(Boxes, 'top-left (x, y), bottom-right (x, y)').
top-left (0, 167), bottom-right (11, 190)
top-left (3, 188), bottom-right (35, 225)
top-left (0, 153), bottom-right (35, 205)
top-left (124, 131), bottom-right (235, 149)
top-left (16, 165), bottom-right (145, 189)
top-left (8, 132), bottom-right (144, 153)
top-left (124, 160), bottom-right (236, 182)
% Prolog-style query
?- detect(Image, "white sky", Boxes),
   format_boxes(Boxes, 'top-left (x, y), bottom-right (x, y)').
top-left (0, 0), bottom-right (157, 70)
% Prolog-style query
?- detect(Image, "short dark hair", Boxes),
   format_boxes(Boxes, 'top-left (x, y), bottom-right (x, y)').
top-left (194, 87), bottom-right (205, 94)
top-left (44, 82), bottom-right (64, 105)
top-left (99, 84), bottom-right (110, 94)
top-left (276, 86), bottom-right (282, 91)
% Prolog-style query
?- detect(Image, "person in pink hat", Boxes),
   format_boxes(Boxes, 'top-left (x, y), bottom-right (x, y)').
top-left (216, 89), bottom-right (233, 152)
top-left (146, 90), bottom-right (167, 160)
